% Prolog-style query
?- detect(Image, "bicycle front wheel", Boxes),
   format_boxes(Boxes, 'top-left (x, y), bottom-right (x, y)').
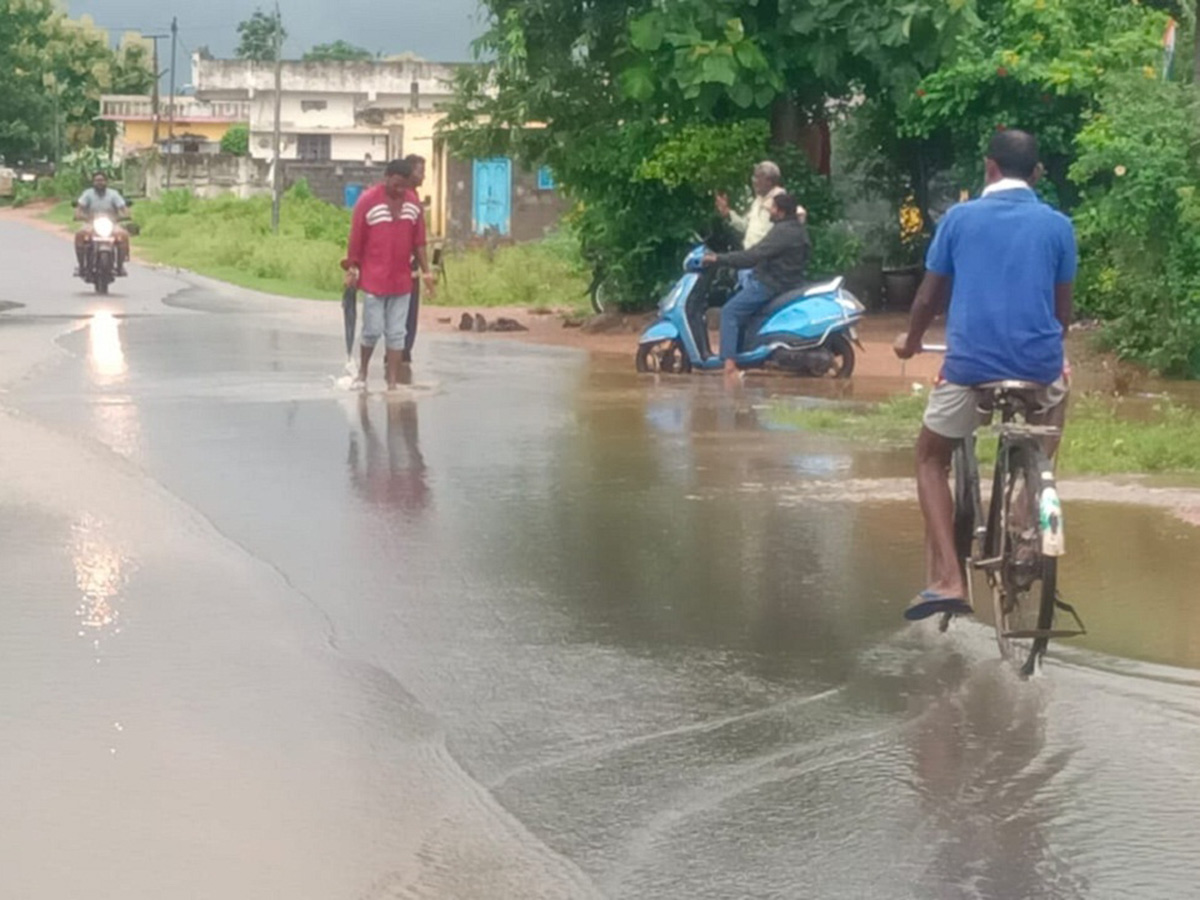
top-left (952, 438), bottom-right (979, 578)
top-left (988, 441), bottom-right (1058, 676)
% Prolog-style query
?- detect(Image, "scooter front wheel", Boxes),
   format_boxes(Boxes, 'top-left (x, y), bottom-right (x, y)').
top-left (636, 339), bottom-right (691, 375)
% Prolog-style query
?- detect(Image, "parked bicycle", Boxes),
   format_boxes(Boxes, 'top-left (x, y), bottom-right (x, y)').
top-left (924, 344), bottom-right (1087, 676)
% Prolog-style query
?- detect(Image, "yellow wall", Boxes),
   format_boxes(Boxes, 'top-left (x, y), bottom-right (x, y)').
top-left (121, 120), bottom-right (235, 150)
top-left (398, 111), bottom-right (448, 239)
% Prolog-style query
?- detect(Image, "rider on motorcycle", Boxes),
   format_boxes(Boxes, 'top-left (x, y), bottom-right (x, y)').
top-left (75, 171), bottom-right (131, 277)
top-left (702, 192), bottom-right (811, 376)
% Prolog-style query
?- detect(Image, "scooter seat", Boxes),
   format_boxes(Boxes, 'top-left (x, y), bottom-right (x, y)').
top-left (757, 277), bottom-right (844, 316)
top-left (747, 277), bottom-right (842, 325)
top-left (739, 277), bottom-right (848, 352)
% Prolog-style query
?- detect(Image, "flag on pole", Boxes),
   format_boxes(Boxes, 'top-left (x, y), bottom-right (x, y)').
top-left (1163, 18), bottom-right (1177, 79)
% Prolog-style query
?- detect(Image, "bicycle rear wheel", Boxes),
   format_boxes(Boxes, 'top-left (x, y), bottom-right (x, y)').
top-left (988, 441), bottom-right (1058, 676)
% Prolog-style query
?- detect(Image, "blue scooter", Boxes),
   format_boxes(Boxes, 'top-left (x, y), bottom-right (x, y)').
top-left (635, 245), bottom-right (866, 377)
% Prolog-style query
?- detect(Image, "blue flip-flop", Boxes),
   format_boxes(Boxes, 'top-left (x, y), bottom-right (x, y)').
top-left (904, 590), bottom-right (974, 621)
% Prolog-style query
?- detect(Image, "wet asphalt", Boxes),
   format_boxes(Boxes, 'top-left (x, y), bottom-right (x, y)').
top-left (2, 218), bottom-right (1200, 899)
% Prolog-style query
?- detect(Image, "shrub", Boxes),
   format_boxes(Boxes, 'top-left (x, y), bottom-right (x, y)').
top-left (441, 237), bottom-right (590, 309)
top-left (1070, 74), bottom-right (1200, 377)
top-left (220, 124), bottom-right (250, 157)
top-left (11, 181), bottom-right (37, 207)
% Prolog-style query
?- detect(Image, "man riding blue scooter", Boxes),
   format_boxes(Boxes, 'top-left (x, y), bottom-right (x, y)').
top-left (703, 192), bottom-right (810, 379)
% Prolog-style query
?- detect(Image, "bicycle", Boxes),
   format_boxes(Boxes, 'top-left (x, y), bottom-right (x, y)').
top-left (924, 347), bottom-right (1087, 677)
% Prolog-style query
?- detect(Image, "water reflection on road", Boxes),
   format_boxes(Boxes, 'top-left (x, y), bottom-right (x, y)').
top-left (7, 311), bottom-right (1200, 899)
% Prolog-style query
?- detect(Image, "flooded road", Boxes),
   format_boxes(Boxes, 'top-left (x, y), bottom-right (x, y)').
top-left (3, 219), bottom-right (1200, 898)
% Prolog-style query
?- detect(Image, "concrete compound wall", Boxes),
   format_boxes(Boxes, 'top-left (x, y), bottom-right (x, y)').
top-left (145, 154), bottom-right (383, 206)
top-left (145, 153), bottom-right (269, 200)
top-left (281, 162), bottom-right (381, 206)
top-left (142, 150), bottom-right (566, 245)
top-left (445, 156), bottom-right (567, 246)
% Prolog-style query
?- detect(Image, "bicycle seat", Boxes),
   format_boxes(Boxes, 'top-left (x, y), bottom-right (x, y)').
top-left (975, 380), bottom-right (1048, 416)
top-left (976, 379), bottom-right (1046, 393)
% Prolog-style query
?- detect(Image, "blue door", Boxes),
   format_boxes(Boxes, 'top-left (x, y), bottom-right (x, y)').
top-left (472, 157), bottom-right (512, 235)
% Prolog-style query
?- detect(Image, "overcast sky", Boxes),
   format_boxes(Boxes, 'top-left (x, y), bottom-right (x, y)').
top-left (66, 0), bottom-right (487, 63)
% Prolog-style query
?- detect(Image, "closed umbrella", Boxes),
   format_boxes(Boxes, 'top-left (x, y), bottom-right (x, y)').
top-left (342, 285), bottom-right (357, 360)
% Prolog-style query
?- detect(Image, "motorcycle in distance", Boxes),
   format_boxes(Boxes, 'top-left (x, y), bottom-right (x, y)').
top-left (635, 244), bottom-right (867, 377)
top-left (79, 214), bottom-right (120, 295)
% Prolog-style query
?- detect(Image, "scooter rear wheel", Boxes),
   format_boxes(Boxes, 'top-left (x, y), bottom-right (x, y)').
top-left (636, 339), bottom-right (691, 374)
top-left (825, 333), bottom-right (855, 378)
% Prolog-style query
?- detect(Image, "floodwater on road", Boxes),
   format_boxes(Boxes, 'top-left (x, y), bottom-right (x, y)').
top-left (3, 268), bottom-right (1200, 898)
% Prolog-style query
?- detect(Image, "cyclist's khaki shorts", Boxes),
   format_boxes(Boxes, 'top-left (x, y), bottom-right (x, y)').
top-left (923, 377), bottom-right (1069, 440)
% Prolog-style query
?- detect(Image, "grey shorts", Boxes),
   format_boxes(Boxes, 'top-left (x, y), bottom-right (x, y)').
top-left (361, 291), bottom-right (412, 351)
top-left (923, 377), bottom-right (1069, 440)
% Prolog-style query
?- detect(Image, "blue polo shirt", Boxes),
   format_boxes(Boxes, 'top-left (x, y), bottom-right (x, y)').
top-left (926, 186), bottom-right (1077, 385)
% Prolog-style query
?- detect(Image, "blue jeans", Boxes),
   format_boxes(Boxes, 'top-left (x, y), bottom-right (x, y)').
top-left (719, 274), bottom-right (770, 360)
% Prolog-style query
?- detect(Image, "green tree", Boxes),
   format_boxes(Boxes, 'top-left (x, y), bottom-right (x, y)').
top-left (0, 0), bottom-right (53, 163)
top-left (1070, 73), bottom-right (1200, 375)
top-left (1, 1), bottom-right (150, 164)
top-left (236, 8), bottom-right (286, 62)
top-left (444, 0), bottom-right (980, 305)
top-left (43, 15), bottom-right (130, 153)
top-left (303, 40), bottom-right (373, 62)
top-left (900, 0), bottom-right (1167, 208)
top-left (112, 42), bottom-right (155, 95)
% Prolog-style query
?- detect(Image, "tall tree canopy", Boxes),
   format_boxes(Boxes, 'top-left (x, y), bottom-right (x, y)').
top-left (1, 0), bottom-right (154, 164)
top-left (303, 40), bottom-right (374, 62)
top-left (445, 0), bottom-right (1179, 305)
top-left (236, 8), bottom-right (287, 63)
top-left (443, 0), bottom-right (981, 302)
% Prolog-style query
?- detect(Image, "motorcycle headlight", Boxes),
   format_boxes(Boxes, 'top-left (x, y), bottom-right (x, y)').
top-left (93, 217), bottom-right (115, 238)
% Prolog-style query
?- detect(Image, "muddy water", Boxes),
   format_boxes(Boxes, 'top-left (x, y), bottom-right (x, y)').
top-left (4, 299), bottom-right (1200, 898)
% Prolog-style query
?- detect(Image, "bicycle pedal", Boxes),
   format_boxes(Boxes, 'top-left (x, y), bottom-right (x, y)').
top-left (972, 555), bottom-right (1003, 570)
top-left (1002, 628), bottom-right (1086, 640)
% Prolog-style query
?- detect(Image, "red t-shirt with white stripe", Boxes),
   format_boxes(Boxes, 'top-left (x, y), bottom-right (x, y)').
top-left (345, 184), bottom-right (426, 296)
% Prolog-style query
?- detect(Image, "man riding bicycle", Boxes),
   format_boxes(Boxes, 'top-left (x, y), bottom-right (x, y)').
top-left (894, 129), bottom-right (1077, 621)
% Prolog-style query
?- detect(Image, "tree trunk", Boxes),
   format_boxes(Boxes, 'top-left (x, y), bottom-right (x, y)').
top-left (1193, 0), bottom-right (1200, 85)
top-left (770, 95), bottom-right (803, 147)
top-left (770, 95), bottom-right (830, 175)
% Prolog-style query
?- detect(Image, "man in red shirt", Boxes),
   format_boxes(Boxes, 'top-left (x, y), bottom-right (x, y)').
top-left (343, 159), bottom-right (436, 390)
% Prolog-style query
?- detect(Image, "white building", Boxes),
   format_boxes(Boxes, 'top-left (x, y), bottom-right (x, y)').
top-left (191, 55), bottom-right (461, 164)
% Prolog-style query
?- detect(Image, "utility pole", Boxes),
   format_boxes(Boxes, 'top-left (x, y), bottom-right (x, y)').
top-left (52, 85), bottom-right (61, 169)
top-left (270, 2), bottom-right (284, 233)
top-left (144, 34), bottom-right (168, 145)
top-left (166, 17), bottom-right (178, 189)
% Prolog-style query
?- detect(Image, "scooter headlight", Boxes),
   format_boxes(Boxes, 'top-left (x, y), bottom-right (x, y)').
top-left (836, 288), bottom-right (865, 314)
top-left (93, 217), bottom-right (115, 238)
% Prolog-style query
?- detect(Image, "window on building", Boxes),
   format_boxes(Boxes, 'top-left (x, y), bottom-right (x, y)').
top-left (300, 99), bottom-right (328, 112)
top-left (297, 134), bottom-right (331, 161)
top-left (536, 165), bottom-right (555, 191)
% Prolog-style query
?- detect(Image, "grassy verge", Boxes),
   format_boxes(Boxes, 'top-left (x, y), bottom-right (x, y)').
top-left (44, 187), bottom-right (591, 310)
top-left (44, 201), bottom-right (76, 226)
top-left (770, 392), bottom-right (1200, 476)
